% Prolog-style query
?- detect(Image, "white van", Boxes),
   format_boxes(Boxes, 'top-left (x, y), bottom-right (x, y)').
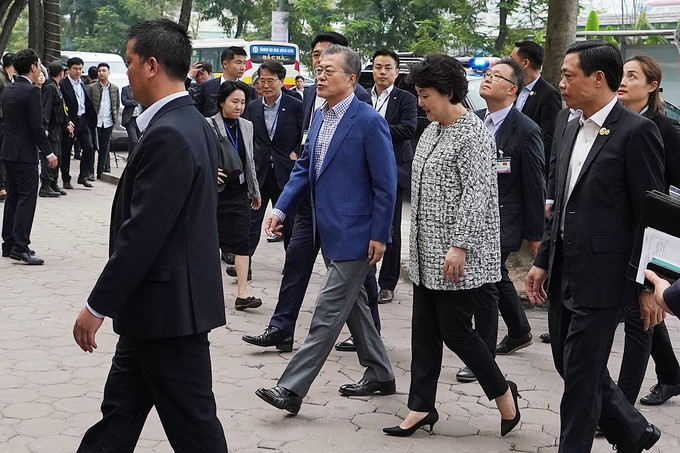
top-left (59, 51), bottom-right (129, 149)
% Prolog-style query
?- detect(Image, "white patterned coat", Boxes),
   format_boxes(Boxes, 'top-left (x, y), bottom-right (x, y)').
top-left (409, 111), bottom-right (501, 291)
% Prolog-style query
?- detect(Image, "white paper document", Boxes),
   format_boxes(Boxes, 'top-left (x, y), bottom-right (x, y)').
top-left (636, 227), bottom-right (680, 284)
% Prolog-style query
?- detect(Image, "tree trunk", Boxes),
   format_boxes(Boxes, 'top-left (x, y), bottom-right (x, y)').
top-left (0, 0), bottom-right (28, 55)
top-left (28, 0), bottom-right (43, 57)
top-left (494, 0), bottom-right (513, 51)
top-left (43, 0), bottom-right (60, 64)
top-left (179, 0), bottom-right (192, 30)
top-left (543, 0), bottom-right (579, 87)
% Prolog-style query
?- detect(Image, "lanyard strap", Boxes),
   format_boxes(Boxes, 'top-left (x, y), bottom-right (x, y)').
top-left (223, 120), bottom-right (239, 154)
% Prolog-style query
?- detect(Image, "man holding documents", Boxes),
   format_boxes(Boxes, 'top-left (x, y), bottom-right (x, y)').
top-left (524, 41), bottom-right (665, 452)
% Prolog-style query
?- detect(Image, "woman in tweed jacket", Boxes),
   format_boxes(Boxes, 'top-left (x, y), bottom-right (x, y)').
top-left (384, 55), bottom-right (520, 438)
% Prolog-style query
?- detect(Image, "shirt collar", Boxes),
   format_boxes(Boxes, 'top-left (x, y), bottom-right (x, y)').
top-left (20, 75), bottom-right (33, 84)
top-left (136, 91), bottom-right (188, 133)
top-left (371, 84), bottom-right (394, 98)
top-left (579, 96), bottom-right (618, 128)
top-left (262, 91), bottom-right (283, 109)
top-left (487, 104), bottom-right (513, 125)
top-left (524, 74), bottom-right (540, 91)
top-left (69, 75), bottom-right (81, 86)
top-left (323, 92), bottom-right (355, 117)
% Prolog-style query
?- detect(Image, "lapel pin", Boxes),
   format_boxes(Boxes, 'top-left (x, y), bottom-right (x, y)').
top-left (599, 127), bottom-right (610, 136)
top-left (529, 91), bottom-right (535, 96)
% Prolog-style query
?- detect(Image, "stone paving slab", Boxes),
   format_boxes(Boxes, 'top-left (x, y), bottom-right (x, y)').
top-left (0, 156), bottom-right (679, 452)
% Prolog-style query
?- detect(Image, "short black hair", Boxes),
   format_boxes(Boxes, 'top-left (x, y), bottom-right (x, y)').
top-left (215, 79), bottom-right (251, 105)
top-left (295, 75), bottom-right (304, 82)
top-left (87, 66), bottom-right (98, 79)
top-left (198, 61), bottom-right (212, 73)
top-left (498, 57), bottom-right (525, 94)
top-left (67, 57), bottom-right (84, 68)
top-left (220, 46), bottom-right (247, 63)
top-left (311, 32), bottom-right (348, 50)
top-left (565, 40), bottom-right (622, 93)
top-left (2, 52), bottom-right (15, 69)
top-left (407, 54), bottom-right (468, 105)
top-left (258, 61), bottom-right (286, 80)
top-left (97, 62), bottom-right (110, 70)
top-left (48, 60), bottom-right (65, 77)
top-left (514, 41), bottom-right (544, 70)
top-left (13, 49), bottom-right (39, 76)
top-left (126, 18), bottom-right (191, 82)
top-left (372, 49), bottom-right (399, 66)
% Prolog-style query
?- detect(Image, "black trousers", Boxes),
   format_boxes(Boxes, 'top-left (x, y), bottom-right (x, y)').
top-left (408, 284), bottom-right (508, 412)
top-left (40, 128), bottom-right (62, 186)
top-left (77, 333), bottom-right (227, 453)
top-left (248, 166), bottom-right (292, 255)
top-left (548, 243), bottom-right (648, 452)
top-left (125, 118), bottom-right (140, 153)
top-left (1, 161), bottom-right (38, 255)
top-left (618, 298), bottom-right (680, 404)
top-left (93, 125), bottom-right (113, 176)
top-left (378, 187), bottom-right (403, 292)
top-left (61, 116), bottom-right (94, 182)
top-left (474, 250), bottom-right (532, 354)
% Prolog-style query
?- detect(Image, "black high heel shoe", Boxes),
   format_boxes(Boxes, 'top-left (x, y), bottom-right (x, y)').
top-left (501, 380), bottom-right (521, 436)
top-left (383, 410), bottom-right (439, 437)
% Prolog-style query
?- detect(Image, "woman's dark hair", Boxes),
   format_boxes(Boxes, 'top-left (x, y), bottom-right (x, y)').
top-left (407, 54), bottom-right (468, 104)
top-left (626, 55), bottom-right (665, 118)
top-left (215, 80), bottom-right (250, 105)
top-left (565, 40), bottom-right (622, 93)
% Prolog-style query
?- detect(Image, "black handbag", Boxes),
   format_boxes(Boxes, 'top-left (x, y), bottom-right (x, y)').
top-left (210, 118), bottom-right (243, 191)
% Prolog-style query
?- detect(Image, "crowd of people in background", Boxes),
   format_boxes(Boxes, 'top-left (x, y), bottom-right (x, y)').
top-left (2, 17), bottom-right (680, 453)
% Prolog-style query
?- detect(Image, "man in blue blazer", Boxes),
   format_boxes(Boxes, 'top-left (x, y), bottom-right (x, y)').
top-left (73, 19), bottom-right (228, 451)
top-left (255, 45), bottom-right (396, 414)
top-left (457, 58), bottom-right (545, 383)
top-left (525, 41), bottom-right (663, 452)
top-left (1, 49), bottom-right (57, 265)
top-left (242, 61), bottom-right (303, 260)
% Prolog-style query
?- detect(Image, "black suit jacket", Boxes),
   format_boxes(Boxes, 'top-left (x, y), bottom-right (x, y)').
top-left (649, 112), bottom-right (680, 191)
top-left (121, 85), bottom-right (139, 127)
top-left (477, 107), bottom-right (545, 253)
top-left (546, 107), bottom-right (575, 202)
top-left (243, 93), bottom-right (303, 190)
top-left (384, 87), bottom-right (417, 189)
top-left (0, 77), bottom-right (53, 163)
top-left (301, 83), bottom-right (372, 133)
top-left (519, 76), bottom-right (562, 176)
top-left (59, 76), bottom-right (96, 128)
top-left (534, 101), bottom-right (664, 309)
top-left (193, 77), bottom-right (257, 117)
top-left (87, 95), bottom-right (226, 339)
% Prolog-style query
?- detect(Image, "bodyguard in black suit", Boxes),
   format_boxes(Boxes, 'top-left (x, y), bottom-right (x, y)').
top-left (525, 41), bottom-right (664, 452)
top-left (59, 57), bottom-right (97, 188)
top-left (511, 41), bottom-right (562, 178)
top-left (1, 49), bottom-right (57, 265)
top-left (193, 46), bottom-right (256, 116)
top-left (73, 19), bottom-right (227, 451)
top-left (462, 59), bottom-right (544, 383)
top-left (369, 49), bottom-right (417, 304)
top-left (243, 61), bottom-right (303, 257)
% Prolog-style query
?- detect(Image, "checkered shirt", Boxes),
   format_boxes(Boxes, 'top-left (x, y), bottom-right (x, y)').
top-left (314, 93), bottom-right (354, 179)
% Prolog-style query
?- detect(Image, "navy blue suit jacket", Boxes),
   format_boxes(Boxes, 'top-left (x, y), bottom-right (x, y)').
top-left (276, 95), bottom-right (396, 261)
top-left (383, 87), bottom-right (417, 189)
top-left (88, 95), bottom-right (226, 338)
top-left (1, 77), bottom-right (53, 163)
top-left (193, 77), bottom-right (257, 117)
top-left (243, 93), bottom-right (303, 190)
top-left (476, 107), bottom-right (545, 253)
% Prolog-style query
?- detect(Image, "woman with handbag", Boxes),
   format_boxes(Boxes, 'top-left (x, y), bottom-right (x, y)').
top-left (208, 81), bottom-right (262, 310)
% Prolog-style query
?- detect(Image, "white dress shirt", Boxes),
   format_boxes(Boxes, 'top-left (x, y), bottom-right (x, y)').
top-left (515, 75), bottom-right (540, 113)
top-left (96, 83), bottom-right (113, 128)
top-left (371, 84), bottom-right (394, 118)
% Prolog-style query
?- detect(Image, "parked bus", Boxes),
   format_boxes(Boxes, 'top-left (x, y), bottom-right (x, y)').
top-left (191, 38), bottom-right (301, 87)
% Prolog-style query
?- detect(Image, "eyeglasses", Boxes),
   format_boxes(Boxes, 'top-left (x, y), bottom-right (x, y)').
top-left (482, 71), bottom-right (516, 85)
top-left (259, 78), bottom-right (281, 86)
top-left (315, 67), bottom-right (347, 77)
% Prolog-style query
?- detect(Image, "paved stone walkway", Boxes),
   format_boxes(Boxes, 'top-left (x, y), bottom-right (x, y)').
top-left (0, 156), bottom-right (679, 452)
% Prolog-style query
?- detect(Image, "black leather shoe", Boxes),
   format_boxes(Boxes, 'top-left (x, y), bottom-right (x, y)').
top-left (496, 333), bottom-right (533, 355)
top-left (63, 181), bottom-right (74, 190)
top-left (335, 336), bottom-right (357, 352)
top-left (39, 186), bottom-right (60, 197)
top-left (9, 250), bottom-right (44, 265)
top-left (235, 296), bottom-right (262, 310)
top-left (456, 366), bottom-right (477, 382)
top-left (256, 385), bottom-right (302, 414)
top-left (339, 378), bottom-right (396, 396)
top-left (226, 265), bottom-right (251, 280)
top-left (51, 184), bottom-right (67, 196)
top-left (615, 424), bottom-right (661, 453)
top-left (640, 383), bottom-right (680, 405)
top-left (86, 174), bottom-right (96, 182)
top-left (539, 332), bottom-right (551, 343)
top-left (77, 177), bottom-right (93, 188)
top-left (378, 289), bottom-right (394, 304)
top-left (242, 326), bottom-right (293, 352)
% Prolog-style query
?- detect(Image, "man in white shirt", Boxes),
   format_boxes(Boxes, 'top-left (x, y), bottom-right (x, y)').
top-left (86, 63), bottom-right (120, 179)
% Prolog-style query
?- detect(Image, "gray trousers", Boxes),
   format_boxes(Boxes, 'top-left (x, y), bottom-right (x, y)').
top-left (278, 257), bottom-right (394, 397)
